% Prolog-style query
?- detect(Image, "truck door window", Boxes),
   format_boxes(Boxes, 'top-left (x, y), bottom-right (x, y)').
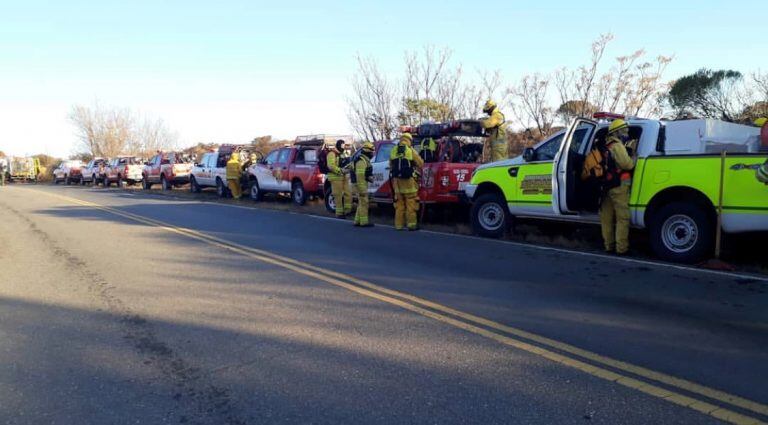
top-left (303, 149), bottom-right (318, 163)
top-left (264, 150), bottom-right (279, 165)
top-left (374, 144), bottom-right (395, 163)
top-left (277, 149), bottom-right (291, 163)
top-left (535, 134), bottom-right (564, 161)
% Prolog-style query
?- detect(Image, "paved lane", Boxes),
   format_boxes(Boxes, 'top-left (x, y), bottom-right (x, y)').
top-left (1, 185), bottom-right (766, 424)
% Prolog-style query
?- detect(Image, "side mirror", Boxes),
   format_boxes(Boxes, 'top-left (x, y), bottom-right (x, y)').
top-left (523, 147), bottom-right (535, 162)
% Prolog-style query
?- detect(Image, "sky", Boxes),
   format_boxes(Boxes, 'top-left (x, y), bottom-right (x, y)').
top-left (0, 0), bottom-right (766, 158)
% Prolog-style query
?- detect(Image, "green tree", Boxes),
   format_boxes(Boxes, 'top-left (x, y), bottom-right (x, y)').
top-left (398, 98), bottom-right (453, 126)
top-left (668, 69), bottom-right (744, 121)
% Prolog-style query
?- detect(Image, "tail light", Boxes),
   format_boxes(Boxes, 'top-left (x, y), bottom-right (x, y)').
top-left (124, 165), bottom-right (129, 175)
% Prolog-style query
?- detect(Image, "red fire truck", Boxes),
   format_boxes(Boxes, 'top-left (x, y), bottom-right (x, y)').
top-left (368, 120), bottom-right (486, 206)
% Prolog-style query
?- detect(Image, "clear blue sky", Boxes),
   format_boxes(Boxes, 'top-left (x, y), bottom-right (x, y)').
top-left (1, 0), bottom-right (765, 157)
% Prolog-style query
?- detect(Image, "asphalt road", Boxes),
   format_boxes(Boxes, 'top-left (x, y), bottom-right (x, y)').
top-left (1, 184), bottom-right (767, 425)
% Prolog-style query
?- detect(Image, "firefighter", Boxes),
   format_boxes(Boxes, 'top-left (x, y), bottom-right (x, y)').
top-left (481, 100), bottom-right (507, 162)
top-left (353, 142), bottom-right (375, 227)
top-left (599, 119), bottom-right (636, 255)
top-left (327, 139), bottom-right (352, 218)
top-left (390, 132), bottom-right (424, 230)
top-left (225, 153), bottom-right (243, 199)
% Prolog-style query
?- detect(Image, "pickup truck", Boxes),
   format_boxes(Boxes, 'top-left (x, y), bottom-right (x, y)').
top-left (369, 120), bottom-right (485, 206)
top-left (465, 112), bottom-right (768, 263)
top-left (81, 158), bottom-right (109, 186)
top-left (103, 156), bottom-right (143, 187)
top-left (53, 160), bottom-right (83, 185)
top-left (142, 152), bottom-right (193, 190)
top-left (189, 144), bottom-right (258, 197)
top-left (247, 135), bottom-right (346, 207)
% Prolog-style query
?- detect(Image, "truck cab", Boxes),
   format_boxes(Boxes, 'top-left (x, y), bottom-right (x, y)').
top-left (248, 135), bottom-right (342, 206)
top-left (466, 113), bottom-right (768, 262)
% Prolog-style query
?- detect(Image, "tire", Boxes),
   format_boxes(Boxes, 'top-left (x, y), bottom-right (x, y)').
top-left (249, 179), bottom-right (263, 201)
top-left (103, 176), bottom-right (110, 188)
top-left (216, 178), bottom-right (227, 198)
top-left (291, 181), bottom-right (307, 205)
top-left (471, 193), bottom-right (510, 238)
top-left (91, 175), bottom-right (98, 187)
top-left (324, 185), bottom-right (335, 213)
top-left (649, 201), bottom-right (714, 264)
top-left (54, 177), bottom-right (60, 185)
top-left (142, 176), bottom-right (151, 190)
top-left (161, 175), bottom-right (171, 191)
top-left (190, 176), bottom-right (201, 193)
top-left (64, 174), bottom-right (70, 185)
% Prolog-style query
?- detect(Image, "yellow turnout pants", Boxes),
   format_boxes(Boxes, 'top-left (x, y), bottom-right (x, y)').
top-left (330, 177), bottom-right (352, 216)
top-left (227, 178), bottom-right (242, 199)
top-left (490, 139), bottom-right (508, 162)
top-left (354, 183), bottom-right (369, 225)
top-left (599, 185), bottom-right (630, 254)
top-left (394, 192), bottom-right (419, 230)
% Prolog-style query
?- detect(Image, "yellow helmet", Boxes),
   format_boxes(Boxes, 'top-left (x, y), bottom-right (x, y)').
top-left (608, 119), bottom-right (629, 134)
top-left (400, 132), bottom-right (413, 145)
top-left (361, 141), bottom-right (374, 152)
top-left (755, 117), bottom-right (768, 127)
top-left (483, 99), bottom-right (496, 113)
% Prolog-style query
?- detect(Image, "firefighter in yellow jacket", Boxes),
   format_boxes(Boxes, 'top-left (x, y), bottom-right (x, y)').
top-left (353, 142), bottom-right (375, 227)
top-left (599, 119), bottom-right (636, 254)
top-left (226, 153), bottom-right (243, 199)
top-left (481, 100), bottom-right (507, 162)
top-left (390, 133), bottom-right (424, 230)
top-left (327, 139), bottom-right (352, 218)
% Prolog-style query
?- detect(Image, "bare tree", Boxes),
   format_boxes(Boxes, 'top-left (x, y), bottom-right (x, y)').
top-left (753, 70), bottom-right (768, 102)
top-left (346, 55), bottom-right (398, 141)
top-left (69, 102), bottom-right (177, 158)
top-left (508, 73), bottom-right (554, 138)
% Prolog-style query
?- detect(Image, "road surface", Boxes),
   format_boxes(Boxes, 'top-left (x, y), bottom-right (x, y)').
top-left (1, 184), bottom-right (767, 425)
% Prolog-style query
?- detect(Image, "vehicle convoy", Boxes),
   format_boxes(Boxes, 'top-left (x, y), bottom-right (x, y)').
top-left (465, 112), bottom-right (768, 262)
top-left (8, 157), bottom-right (41, 183)
top-left (142, 151), bottom-right (193, 190)
top-left (103, 156), bottom-right (143, 187)
top-left (190, 144), bottom-right (260, 197)
top-left (369, 120), bottom-right (485, 206)
top-left (81, 157), bottom-right (109, 186)
top-left (52, 160), bottom-right (83, 185)
top-left (248, 135), bottom-right (352, 210)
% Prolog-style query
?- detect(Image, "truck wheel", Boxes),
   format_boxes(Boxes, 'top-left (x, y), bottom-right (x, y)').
top-left (91, 175), bottom-right (98, 187)
top-left (190, 176), bottom-right (201, 193)
top-left (64, 174), bottom-right (70, 185)
top-left (471, 193), bottom-right (509, 238)
top-left (216, 178), bottom-right (228, 198)
top-left (54, 176), bottom-right (60, 185)
top-left (103, 177), bottom-right (110, 188)
top-left (324, 186), bottom-right (335, 213)
top-left (249, 179), bottom-right (262, 201)
top-left (649, 202), bottom-right (714, 264)
top-left (161, 175), bottom-right (171, 191)
top-left (142, 176), bottom-right (152, 190)
top-left (292, 181), bottom-right (307, 205)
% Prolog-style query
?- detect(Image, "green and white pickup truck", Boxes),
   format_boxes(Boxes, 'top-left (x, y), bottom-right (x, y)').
top-left (464, 114), bottom-right (768, 263)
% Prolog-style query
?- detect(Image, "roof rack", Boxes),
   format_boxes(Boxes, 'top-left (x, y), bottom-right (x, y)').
top-left (295, 134), bottom-right (353, 146)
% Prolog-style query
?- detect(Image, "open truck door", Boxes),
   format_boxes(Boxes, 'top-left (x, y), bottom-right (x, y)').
top-left (552, 118), bottom-right (598, 215)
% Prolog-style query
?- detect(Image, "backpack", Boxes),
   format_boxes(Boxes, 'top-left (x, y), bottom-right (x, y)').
top-left (350, 154), bottom-right (372, 184)
top-left (581, 148), bottom-right (604, 181)
top-left (599, 142), bottom-right (622, 191)
top-left (390, 145), bottom-right (414, 179)
top-left (317, 147), bottom-right (330, 174)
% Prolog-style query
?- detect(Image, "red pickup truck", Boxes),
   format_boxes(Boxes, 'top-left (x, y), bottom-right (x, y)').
top-left (369, 120), bottom-right (485, 206)
top-left (247, 135), bottom-right (352, 209)
top-left (142, 151), bottom-right (193, 190)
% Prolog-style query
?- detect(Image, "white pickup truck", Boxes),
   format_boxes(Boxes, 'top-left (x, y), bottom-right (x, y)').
top-left (189, 145), bottom-right (255, 197)
top-left (80, 158), bottom-right (109, 186)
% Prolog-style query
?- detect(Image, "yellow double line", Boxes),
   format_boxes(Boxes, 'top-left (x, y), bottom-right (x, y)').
top-left (40, 190), bottom-right (768, 425)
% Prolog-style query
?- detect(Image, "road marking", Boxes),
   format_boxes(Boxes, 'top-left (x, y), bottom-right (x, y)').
top-left (94, 186), bottom-right (768, 283)
top-left (28, 188), bottom-right (768, 424)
